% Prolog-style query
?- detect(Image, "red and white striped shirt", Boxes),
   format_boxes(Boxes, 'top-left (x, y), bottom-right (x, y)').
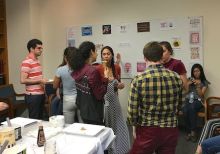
top-left (21, 53), bottom-right (44, 95)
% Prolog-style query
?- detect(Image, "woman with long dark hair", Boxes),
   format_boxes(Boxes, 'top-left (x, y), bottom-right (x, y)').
top-left (183, 63), bottom-right (210, 142)
top-left (96, 46), bottom-right (130, 154)
top-left (68, 41), bottom-right (109, 125)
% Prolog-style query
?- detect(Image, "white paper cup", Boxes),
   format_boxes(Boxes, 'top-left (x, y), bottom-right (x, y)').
top-left (49, 115), bottom-right (65, 128)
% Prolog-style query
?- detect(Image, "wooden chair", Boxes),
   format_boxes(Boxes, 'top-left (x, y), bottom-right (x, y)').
top-left (0, 84), bottom-right (26, 118)
top-left (205, 96), bottom-right (220, 120)
top-left (197, 99), bottom-right (208, 125)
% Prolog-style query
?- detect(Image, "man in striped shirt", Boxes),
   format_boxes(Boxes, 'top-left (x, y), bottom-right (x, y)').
top-left (20, 39), bottom-right (48, 120)
top-left (128, 41), bottom-right (183, 154)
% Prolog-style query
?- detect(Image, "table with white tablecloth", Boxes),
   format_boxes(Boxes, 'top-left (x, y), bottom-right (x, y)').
top-left (1, 118), bottom-right (115, 154)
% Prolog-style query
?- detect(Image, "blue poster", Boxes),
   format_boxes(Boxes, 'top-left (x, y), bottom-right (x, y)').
top-left (81, 26), bottom-right (92, 36)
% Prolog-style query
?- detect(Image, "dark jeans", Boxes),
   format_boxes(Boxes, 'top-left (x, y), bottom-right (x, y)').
top-left (50, 96), bottom-right (63, 116)
top-left (202, 135), bottom-right (220, 154)
top-left (130, 126), bottom-right (179, 154)
top-left (183, 99), bottom-right (203, 133)
top-left (25, 94), bottom-right (45, 120)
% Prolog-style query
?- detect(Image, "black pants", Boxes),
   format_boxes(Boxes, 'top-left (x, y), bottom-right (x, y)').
top-left (25, 94), bottom-right (45, 120)
top-left (82, 118), bottom-right (104, 126)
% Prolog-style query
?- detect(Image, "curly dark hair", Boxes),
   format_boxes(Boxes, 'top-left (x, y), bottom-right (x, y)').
top-left (68, 41), bottom-right (95, 71)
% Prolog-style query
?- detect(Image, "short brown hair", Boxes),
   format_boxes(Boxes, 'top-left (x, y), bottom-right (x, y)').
top-left (143, 41), bottom-right (163, 62)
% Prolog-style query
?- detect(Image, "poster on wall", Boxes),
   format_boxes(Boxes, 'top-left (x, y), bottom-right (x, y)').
top-left (137, 22), bottom-right (150, 32)
top-left (102, 25), bottom-right (111, 34)
top-left (172, 37), bottom-right (182, 50)
top-left (159, 19), bottom-right (176, 30)
top-left (118, 42), bottom-right (131, 48)
top-left (189, 17), bottom-right (201, 29)
top-left (67, 27), bottom-right (76, 47)
top-left (81, 26), bottom-right (93, 36)
top-left (188, 16), bottom-right (203, 70)
top-left (117, 23), bottom-right (130, 33)
top-left (137, 62), bottom-right (146, 72)
top-left (190, 32), bottom-right (200, 44)
top-left (66, 16), bottom-right (203, 78)
top-left (121, 62), bottom-right (132, 78)
top-left (68, 39), bottom-right (75, 47)
top-left (95, 43), bottom-right (104, 52)
top-left (190, 47), bottom-right (200, 59)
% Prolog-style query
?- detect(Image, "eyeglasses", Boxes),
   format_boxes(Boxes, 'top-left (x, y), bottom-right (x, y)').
top-left (36, 47), bottom-right (43, 50)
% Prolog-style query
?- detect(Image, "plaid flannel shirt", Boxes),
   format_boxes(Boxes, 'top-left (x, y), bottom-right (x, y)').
top-left (128, 64), bottom-right (183, 127)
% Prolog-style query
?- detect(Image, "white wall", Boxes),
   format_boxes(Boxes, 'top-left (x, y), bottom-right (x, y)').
top-left (6, 0), bottom-right (220, 116)
top-left (6, 0), bottom-right (42, 93)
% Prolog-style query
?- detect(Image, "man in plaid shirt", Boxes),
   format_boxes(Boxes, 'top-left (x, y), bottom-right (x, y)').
top-left (128, 41), bottom-right (183, 154)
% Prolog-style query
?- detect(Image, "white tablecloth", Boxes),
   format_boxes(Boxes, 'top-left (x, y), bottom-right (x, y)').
top-left (2, 119), bottom-right (115, 154)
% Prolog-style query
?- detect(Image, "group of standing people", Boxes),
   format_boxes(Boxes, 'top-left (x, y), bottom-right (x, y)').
top-left (128, 41), bottom-right (212, 154)
top-left (20, 38), bottom-right (217, 154)
top-left (20, 39), bottom-right (130, 154)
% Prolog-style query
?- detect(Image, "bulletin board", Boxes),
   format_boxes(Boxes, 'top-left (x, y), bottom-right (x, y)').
top-left (66, 16), bottom-right (203, 78)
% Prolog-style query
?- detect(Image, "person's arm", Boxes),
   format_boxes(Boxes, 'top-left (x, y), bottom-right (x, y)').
top-left (197, 86), bottom-right (207, 98)
top-left (128, 77), bottom-right (139, 138)
top-left (0, 102), bottom-right (8, 111)
top-left (174, 60), bottom-right (188, 92)
top-left (180, 73), bottom-right (188, 92)
top-left (20, 71), bottom-right (47, 85)
top-left (56, 88), bottom-right (61, 99)
top-left (177, 78), bottom-right (184, 114)
top-left (132, 126), bottom-right (137, 140)
top-left (53, 76), bottom-right (61, 89)
top-left (195, 145), bottom-right (202, 154)
top-left (192, 79), bottom-right (207, 98)
top-left (117, 82), bottom-right (125, 90)
top-left (115, 64), bottom-right (125, 89)
top-left (115, 53), bottom-right (121, 64)
top-left (89, 68), bottom-right (108, 100)
top-left (128, 77), bottom-right (139, 125)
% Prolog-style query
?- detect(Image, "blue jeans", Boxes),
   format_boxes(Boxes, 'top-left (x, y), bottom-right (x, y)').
top-left (183, 99), bottom-right (203, 133)
top-left (202, 135), bottom-right (220, 154)
top-left (50, 96), bottom-right (63, 116)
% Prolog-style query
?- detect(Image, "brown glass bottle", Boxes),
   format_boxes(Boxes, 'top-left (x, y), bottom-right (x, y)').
top-left (37, 125), bottom-right (46, 147)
